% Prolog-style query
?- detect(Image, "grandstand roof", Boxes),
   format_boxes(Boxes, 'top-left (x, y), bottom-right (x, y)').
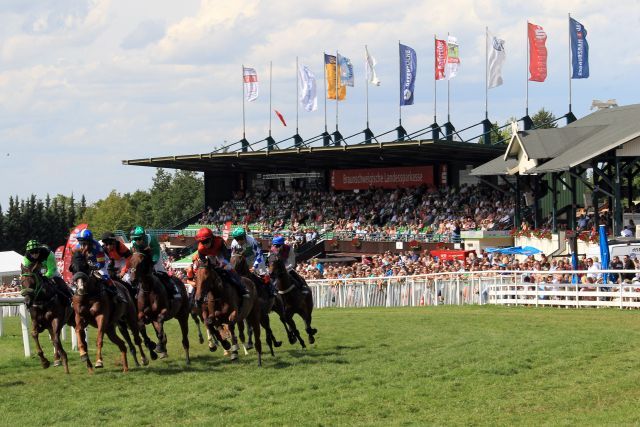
top-left (471, 104), bottom-right (640, 176)
top-left (122, 139), bottom-right (503, 173)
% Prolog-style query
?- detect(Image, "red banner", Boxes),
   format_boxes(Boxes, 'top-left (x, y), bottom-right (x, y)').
top-left (62, 223), bottom-right (88, 283)
top-left (435, 39), bottom-right (447, 80)
top-left (528, 22), bottom-right (547, 82)
top-left (331, 166), bottom-right (434, 190)
top-left (430, 249), bottom-right (475, 261)
top-left (222, 221), bottom-right (232, 241)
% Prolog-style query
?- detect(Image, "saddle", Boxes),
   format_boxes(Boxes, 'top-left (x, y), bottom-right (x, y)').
top-left (154, 271), bottom-right (181, 300)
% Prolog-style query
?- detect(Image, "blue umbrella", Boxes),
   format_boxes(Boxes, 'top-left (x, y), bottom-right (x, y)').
top-left (599, 224), bottom-right (610, 283)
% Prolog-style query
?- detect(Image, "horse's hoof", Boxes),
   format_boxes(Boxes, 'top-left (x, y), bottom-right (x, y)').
top-left (53, 360), bottom-right (62, 368)
top-left (95, 360), bottom-right (104, 368)
top-left (223, 350), bottom-right (230, 357)
top-left (221, 340), bottom-right (231, 351)
top-left (142, 358), bottom-right (149, 366)
top-left (274, 340), bottom-right (282, 348)
top-left (80, 353), bottom-right (88, 362)
top-left (199, 337), bottom-right (205, 345)
top-left (149, 351), bottom-right (158, 361)
top-left (309, 336), bottom-right (316, 344)
top-left (122, 368), bottom-right (129, 373)
top-left (245, 343), bottom-right (254, 350)
top-left (208, 344), bottom-right (217, 353)
top-left (41, 359), bottom-right (51, 369)
top-left (230, 355), bottom-right (239, 363)
top-left (186, 359), bottom-right (191, 366)
top-left (158, 352), bottom-right (168, 359)
top-left (288, 336), bottom-right (296, 345)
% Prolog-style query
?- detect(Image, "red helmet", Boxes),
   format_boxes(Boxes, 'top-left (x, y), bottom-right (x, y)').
top-left (186, 267), bottom-right (194, 279)
top-left (195, 227), bottom-right (214, 242)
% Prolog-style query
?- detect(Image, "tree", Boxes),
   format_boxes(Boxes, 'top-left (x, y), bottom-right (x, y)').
top-left (479, 121), bottom-right (511, 145)
top-left (531, 108), bottom-right (558, 129)
top-left (79, 190), bottom-right (137, 237)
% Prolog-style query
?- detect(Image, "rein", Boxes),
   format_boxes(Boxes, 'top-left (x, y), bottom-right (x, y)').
top-left (20, 271), bottom-right (44, 300)
top-left (278, 283), bottom-right (296, 295)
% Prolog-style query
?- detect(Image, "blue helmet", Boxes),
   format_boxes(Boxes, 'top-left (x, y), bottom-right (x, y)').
top-left (272, 236), bottom-right (285, 246)
top-left (76, 228), bottom-right (93, 242)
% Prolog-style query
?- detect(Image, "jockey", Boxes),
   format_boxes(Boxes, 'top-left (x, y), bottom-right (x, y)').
top-left (230, 227), bottom-right (267, 275)
top-left (22, 240), bottom-right (72, 301)
top-left (193, 227), bottom-right (249, 299)
top-left (74, 228), bottom-right (123, 302)
top-left (101, 232), bottom-right (131, 281)
top-left (184, 266), bottom-right (196, 296)
top-left (270, 235), bottom-right (309, 294)
top-left (130, 226), bottom-right (179, 299)
top-left (230, 227), bottom-right (276, 297)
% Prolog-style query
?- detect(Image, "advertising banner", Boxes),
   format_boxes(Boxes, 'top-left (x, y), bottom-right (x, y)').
top-left (331, 166), bottom-right (434, 190)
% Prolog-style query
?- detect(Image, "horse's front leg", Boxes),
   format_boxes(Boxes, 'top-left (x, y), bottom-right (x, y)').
top-left (94, 313), bottom-right (106, 368)
top-left (138, 320), bottom-right (157, 360)
top-left (152, 319), bottom-right (168, 358)
top-left (31, 320), bottom-right (50, 369)
top-left (228, 322), bottom-right (240, 362)
top-left (49, 318), bottom-right (69, 374)
top-left (75, 314), bottom-right (93, 373)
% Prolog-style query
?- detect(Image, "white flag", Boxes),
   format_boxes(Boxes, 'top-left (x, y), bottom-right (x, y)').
top-left (365, 46), bottom-right (381, 86)
top-left (298, 64), bottom-right (317, 112)
top-left (487, 32), bottom-right (506, 89)
top-left (243, 67), bottom-right (258, 102)
top-left (446, 35), bottom-right (460, 80)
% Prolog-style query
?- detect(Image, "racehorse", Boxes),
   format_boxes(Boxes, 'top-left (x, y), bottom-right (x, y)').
top-left (230, 252), bottom-right (283, 356)
top-left (20, 265), bottom-right (74, 373)
top-left (70, 251), bottom-right (148, 373)
top-left (194, 258), bottom-right (263, 366)
top-left (128, 252), bottom-right (191, 365)
top-left (267, 252), bottom-right (317, 347)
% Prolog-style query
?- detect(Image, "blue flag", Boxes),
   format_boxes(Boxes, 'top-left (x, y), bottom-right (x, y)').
top-left (570, 17), bottom-right (589, 79)
top-left (399, 43), bottom-right (417, 106)
top-left (337, 54), bottom-right (354, 87)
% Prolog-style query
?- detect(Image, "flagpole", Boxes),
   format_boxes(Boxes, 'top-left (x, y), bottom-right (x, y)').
top-left (485, 27), bottom-right (489, 119)
top-left (398, 40), bottom-right (402, 127)
top-left (568, 13), bottom-right (572, 113)
top-left (335, 50), bottom-right (339, 132)
top-left (526, 21), bottom-right (529, 117)
top-left (433, 35), bottom-right (437, 123)
top-left (365, 45), bottom-right (369, 127)
top-left (242, 64), bottom-right (246, 139)
top-left (323, 53), bottom-right (328, 133)
top-left (296, 56), bottom-right (300, 133)
top-left (269, 61), bottom-right (273, 137)
top-left (447, 32), bottom-right (450, 123)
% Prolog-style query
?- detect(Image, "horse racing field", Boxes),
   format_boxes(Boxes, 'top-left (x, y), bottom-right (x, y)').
top-left (1, 305), bottom-right (640, 426)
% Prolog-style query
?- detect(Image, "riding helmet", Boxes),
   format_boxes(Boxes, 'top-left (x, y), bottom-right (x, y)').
top-left (130, 226), bottom-right (146, 239)
top-left (25, 240), bottom-right (40, 252)
top-left (76, 228), bottom-right (93, 242)
top-left (195, 227), bottom-right (214, 242)
top-left (272, 236), bottom-right (285, 246)
top-left (231, 227), bottom-right (246, 239)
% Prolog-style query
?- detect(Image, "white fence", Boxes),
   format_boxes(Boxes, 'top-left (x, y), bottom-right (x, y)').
top-left (307, 270), bottom-right (640, 310)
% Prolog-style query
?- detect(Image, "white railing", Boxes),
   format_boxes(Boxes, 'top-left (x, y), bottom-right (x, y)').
top-left (307, 270), bottom-right (640, 310)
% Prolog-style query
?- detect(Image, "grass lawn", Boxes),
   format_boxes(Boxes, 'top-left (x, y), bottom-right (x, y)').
top-left (1, 305), bottom-right (640, 426)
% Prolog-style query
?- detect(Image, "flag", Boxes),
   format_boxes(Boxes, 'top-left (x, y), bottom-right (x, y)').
top-left (487, 31), bottom-right (506, 89)
top-left (274, 109), bottom-right (287, 127)
top-left (446, 35), bottom-right (460, 79)
top-left (243, 67), bottom-right (258, 101)
top-left (324, 54), bottom-right (346, 100)
top-left (298, 64), bottom-right (317, 112)
top-left (435, 38), bottom-right (447, 80)
top-left (62, 223), bottom-right (88, 283)
top-left (528, 22), bottom-right (548, 82)
top-left (338, 54), bottom-right (354, 87)
top-left (570, 17), bottom-right (589, 79)
top-left (365, 46), bottom-right (380, 86)
top-left (399, 43), bottom-right (417, 106)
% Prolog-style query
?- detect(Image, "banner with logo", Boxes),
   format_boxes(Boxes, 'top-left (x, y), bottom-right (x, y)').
top-left (222, 221), bottom-right (232, 241)
top-left (331, 166), bottom-right (434, 190)
top-left (528, 22), bottom-right (548, 82)
top-left (242, 67), bottom-right (259, 101)
top-left (435, 39), bottom-right (447, 80)
top-left (487, 31), bottom-right (506, 88)
top-left (399, 43), bottom-right (417, 106)
top-left (324, 54), bottom-right (346, 100)
top-left (570, 17), bottom-right (589, 79)
top-left (62, 223), bottom-right (88, 283)
top-left (446, 35), bottom-right (460, 79)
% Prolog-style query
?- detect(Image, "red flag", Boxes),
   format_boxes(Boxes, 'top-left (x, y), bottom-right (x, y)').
top-left (62, 223), bottom-right (88, 283)
top-left (528, 22), bottom-right (547, 82)
top-left (435, 39), bottom-right (447, 80)
top-left (274, 109), bottom-right (287, 127)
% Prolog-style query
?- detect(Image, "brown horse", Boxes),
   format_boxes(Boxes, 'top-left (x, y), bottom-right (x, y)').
top-left (128, 252), bottom-right (191, 365)
top-left (20, 265), bottom-right (74, 373)
top-left (70, 252), bottom-right (148, 373)
top-left (230, 252), bottom-right (283, 356)
top-left (267, 252), bottom-right (317, 347)
top-left (194, 259), bottom-right (263, 366)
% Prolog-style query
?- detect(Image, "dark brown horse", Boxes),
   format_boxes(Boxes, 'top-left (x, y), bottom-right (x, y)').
top-left (20, 265), bottom-right (74, 373)
top-left (128, 252), bottom-right (191, 365)
top-left (70, 252), bottom-right (148, 373)
top-left (194, 259), bottom-right (263, 366)
top-left (230, 252), bottom-right (283, 356)
top-left (267, 252), bottom-right (317, 347)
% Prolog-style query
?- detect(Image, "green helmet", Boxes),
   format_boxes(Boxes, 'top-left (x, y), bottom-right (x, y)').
top-left (130, 226), bottom-right (146, 239)
top-left (231, 227), bottom-right (246, 239)
top-left (26, 240), bottom-right (40, 252)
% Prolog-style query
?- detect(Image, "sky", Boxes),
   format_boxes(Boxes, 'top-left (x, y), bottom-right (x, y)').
top-left (1, 0), bottom-right (639, 208)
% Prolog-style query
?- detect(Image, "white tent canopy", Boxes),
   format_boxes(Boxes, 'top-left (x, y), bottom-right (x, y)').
top-left (0, 251), bottom-right (23, 278)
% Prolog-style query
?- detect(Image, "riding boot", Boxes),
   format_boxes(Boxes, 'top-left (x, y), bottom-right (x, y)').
top-left (227, 269), bottom-right (250, 299)
top-left (53, 276), bottom-right (73, 302)
top-left (156, 271), bottom-right (181, 300)
top-left (289, 270), bottom-right (310, 294)
top-left (103, 280), bottom-right (122, 303)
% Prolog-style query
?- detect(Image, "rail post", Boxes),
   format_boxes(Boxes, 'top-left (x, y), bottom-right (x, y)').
top-left (18, 304), bottom-right (31, 357)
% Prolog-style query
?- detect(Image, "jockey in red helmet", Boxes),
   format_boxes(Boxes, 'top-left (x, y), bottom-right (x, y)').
top-left (193, 227), bottom-right (249, 298)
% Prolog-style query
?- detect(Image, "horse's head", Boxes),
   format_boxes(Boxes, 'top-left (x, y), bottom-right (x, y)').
top-left (230, 251), bottom-right (249, 276)
top-left (267, 251), bottom-right (284, 276)
top-left (194, 258), bottom-right (222, 307)
top-left (129, 252), bottom-right (152, 288)
top-left (20, 264), bottom-right (41, 307)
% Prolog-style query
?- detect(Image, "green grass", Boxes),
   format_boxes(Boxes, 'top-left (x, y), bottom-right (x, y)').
top-left (2, 306), bottom-right (640, 426)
